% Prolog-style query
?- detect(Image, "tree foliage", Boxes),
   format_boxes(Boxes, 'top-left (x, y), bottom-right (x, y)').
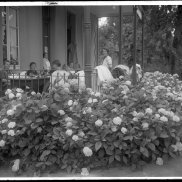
top-left (98, 5), bottom-right (182, 74)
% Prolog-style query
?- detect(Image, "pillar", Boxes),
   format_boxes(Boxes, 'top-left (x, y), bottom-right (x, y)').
top-left (142, 12), bottom-right (144, 75)
top-left (132, 6), bottom-right (137, 85)
top-left (0, 7), bottom-right (3, 68)
top-left (119, 6), bottom-right (123, 65)
top-left (84, 6), bottom-right (92, 88)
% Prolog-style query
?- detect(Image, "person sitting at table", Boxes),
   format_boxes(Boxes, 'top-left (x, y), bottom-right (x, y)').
top-left (50, 60), bottom-right (69, 89)
top-left (27, 62), bottom-right (39, 77)
top-left (0, 59), bottom-right (12, 96)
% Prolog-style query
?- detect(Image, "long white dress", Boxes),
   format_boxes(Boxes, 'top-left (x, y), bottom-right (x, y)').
top-left (95, 65), bottom-right (114, 85)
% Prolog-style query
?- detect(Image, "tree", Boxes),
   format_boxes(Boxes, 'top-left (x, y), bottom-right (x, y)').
top-left (98, 5), bottom-right (182, 75)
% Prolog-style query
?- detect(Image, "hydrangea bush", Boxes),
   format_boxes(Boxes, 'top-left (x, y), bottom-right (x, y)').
top-left (0, 71), bottom-right (182, 176)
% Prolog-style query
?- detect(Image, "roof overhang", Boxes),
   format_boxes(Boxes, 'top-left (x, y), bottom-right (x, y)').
top-left (90, 5), bottom-right (143, 19)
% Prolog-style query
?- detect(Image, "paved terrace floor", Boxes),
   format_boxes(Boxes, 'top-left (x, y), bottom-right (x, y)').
top-left (0, 156), bottom-right (182, 179)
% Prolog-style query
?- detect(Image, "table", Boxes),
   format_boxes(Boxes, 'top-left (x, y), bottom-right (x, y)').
top-left (9, 76), bottom-right (50, 93)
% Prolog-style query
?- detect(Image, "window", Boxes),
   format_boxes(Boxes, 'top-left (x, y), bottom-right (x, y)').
top-left (2, 7), bottom-right (19, 69)
top-left (42, 7), bottom-right (50, 59)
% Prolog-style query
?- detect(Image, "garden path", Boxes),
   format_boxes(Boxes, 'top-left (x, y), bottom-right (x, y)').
top-left (0, 156), bottom-right (182, 178)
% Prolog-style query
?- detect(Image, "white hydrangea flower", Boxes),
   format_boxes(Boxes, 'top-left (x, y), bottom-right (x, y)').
top-left (5, 89), bottom-right (12, 95)
top-left (68, 100), bottom-right (73, 106)
top-left (7, 110), bottom-right (15, 116)
top-left (145, 108), bottom-right (153, 115)
top-left (136, 112), bottom-right (144, 118)
top-left (121, 127), bottom-right (127, 134)
top-left (12, 159), bottom-right (20, 172)
top-left (8, 130), bottom-right (15, 136)
top-left (78, 131), bottom-right (85, 137)
top-left (72, 135), bottom-right (79, 141)
top-left (31, 91), bottom-right (36, 96)
top-left (155, 114), bottom-right (160, 119)
top-left (1, 130), bottom-right (7, 134)
top-left (16, 88), bottom-right (23, 93)
top-left (113, 117), bottom-right (122, 125)
top-left (58, 110), bottom-right (65, 116)
top-left (93, 99), bottom-right (98, 103)
top-left (83, 147), bottom-right (93, 157)
top-left (88, 98), bottom-right (93, 104)
top-left (66, 129), bottom-right (73, 136)
top-left (133, 117), bottom-right (138, 122)
top-left (95, 119), bottom-right (103, 127)
top-left (16, 93), bottom-right (22, 99)
top-left (158, 108), bottom-right (166, 114)
top-left (142, 122), bottom-right (149, 129)
top-left (160, 116), bottom-right (168, 122)
top-left (173, 115), bottom-right (180, 122)
top-left (2, 118), bottom-right (8, 124)
top-left (41, 105), bottom-right (48, 111)
top-left (73, 101), bottom-right (78, 106)
top-left (81, 168), bottom-right (89, 176)
top-left (132, 111), bottom-right (138, 117)
top-left (86, 107), bottom-right (92, 113)
top-left (0, 140), bottom-right (5, 147)
top-left (95, 92), bottom-right (101, 97)
top-left (125, 80), bottom-right (131, 86)
top-left (66, 121), bottom-right (73, 128)
top-left (83, 110), bottom-right (86, 115)
top-left (8, 122), bottom-right (16, 129)
top-left (8, 93), bottom-right (15, 99)
top-left (123, 95), bottom-right (128, 99)
top-left (156, 157), bottom-right (163, 166)
top-left (176, 142), bottom-right (182, 151)
top-left (65, 117), bottom-right (73, 123)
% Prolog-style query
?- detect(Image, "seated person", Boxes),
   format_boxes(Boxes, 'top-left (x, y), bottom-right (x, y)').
top-left (27, 62), bottom-right (39, 77)
top-left (0, 59), bottom-right (12, 96)
top-left (112, 65), bottom-right (130, 79)
top-left (50, 60), bottom-right (69, 88)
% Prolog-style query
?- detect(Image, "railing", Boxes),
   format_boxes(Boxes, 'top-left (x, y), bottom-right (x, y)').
top-left (0, 69), bottom-right (100, 97)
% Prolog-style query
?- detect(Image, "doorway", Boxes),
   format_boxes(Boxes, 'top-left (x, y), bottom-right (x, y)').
top-left (67, 11), bottom-right (76, 66)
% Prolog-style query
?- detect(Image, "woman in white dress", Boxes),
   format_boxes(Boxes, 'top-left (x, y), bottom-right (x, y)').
top-left (101, 48), bottom-right (112, 71)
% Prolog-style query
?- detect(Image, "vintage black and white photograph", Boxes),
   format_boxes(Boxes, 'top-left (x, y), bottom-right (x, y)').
top-left (0, 0), bottom-right (182, 180)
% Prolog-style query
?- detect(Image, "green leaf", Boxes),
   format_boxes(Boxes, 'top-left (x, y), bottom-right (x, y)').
top-left (95, 141), bottom-right (102, 151)
top-left (140, 147), bottom-right (149, 158)
top-left (23, 148), bottom-right (31, 156)
top-left (36, 118), bottom-right (43, 123)
top-left (147, 143), bottom-right (156, 151)
top-left (36, 162), bottom-right (44, 168)
top-left (66, 166), bottom-right (72, 174)
top-left (123, 136), bottom-right (133, 141)
top-left (153, 140), bottom-right (159, 146)
top-left (113, 141), bottom-right (120, 148)
top-left (160, 132), bottom-right (169, 138)
top-left (115, 155), bottom-right (121, 161)
top-left (40, 150), bottom-right (51, 161)
top-left (109, 155), bottom-right (114, 164)
top-left (123, 156), bottom-right (128, 164)
top-left (106, 148), bottom-right (113, 155)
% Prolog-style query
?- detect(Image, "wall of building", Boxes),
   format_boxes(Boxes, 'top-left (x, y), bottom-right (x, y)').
top-left (19, 7), bottom-right (43, 70)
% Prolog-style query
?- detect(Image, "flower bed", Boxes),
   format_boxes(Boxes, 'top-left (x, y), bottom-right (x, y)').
top-left (0, 71), bottom-right (182, 176)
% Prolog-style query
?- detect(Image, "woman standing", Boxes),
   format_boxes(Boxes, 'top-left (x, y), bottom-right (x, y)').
top-left (101, 48), bottom-right (112, 71)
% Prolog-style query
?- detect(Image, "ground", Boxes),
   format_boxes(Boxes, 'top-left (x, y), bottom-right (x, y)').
top-left (0, 156), bottom-right (182, 178)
